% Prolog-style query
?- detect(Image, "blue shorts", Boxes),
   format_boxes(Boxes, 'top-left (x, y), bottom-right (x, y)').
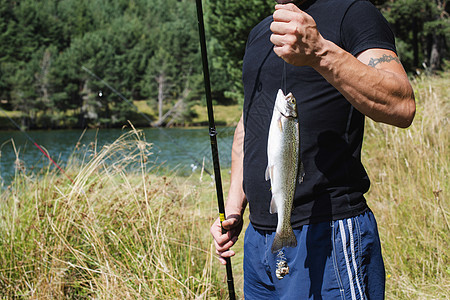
top-left (243, 210), bottom-right (385, 299)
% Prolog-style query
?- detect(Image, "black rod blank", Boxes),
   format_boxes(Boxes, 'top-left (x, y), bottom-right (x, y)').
top-left (194, 0), bottom-right (236, 299)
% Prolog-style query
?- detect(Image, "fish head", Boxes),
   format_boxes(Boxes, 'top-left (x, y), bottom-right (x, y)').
top-left (275, 89), bottom-right (297, 118)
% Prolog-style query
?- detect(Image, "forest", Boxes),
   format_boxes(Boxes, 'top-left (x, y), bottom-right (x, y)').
top-left (0, 0), bottom-right (448, 129)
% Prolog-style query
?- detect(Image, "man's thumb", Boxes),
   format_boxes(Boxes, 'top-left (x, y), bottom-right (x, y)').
top-left (222, 214), bottom-right (240, 229)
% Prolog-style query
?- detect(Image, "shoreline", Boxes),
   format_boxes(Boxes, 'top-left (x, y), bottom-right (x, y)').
top-left (0, 103), bottom-right (242, 131)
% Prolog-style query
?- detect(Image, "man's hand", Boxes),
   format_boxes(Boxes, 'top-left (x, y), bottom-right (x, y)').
top-left (270, 3), bottom-right (325, 67)
top-left (210, 213), bottom-right (244, 265)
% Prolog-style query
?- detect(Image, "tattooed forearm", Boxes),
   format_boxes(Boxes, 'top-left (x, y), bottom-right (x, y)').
top-left (368, 54), bottom-right (401, 68)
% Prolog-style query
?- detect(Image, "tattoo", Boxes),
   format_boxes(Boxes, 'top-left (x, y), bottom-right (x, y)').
top-left (368, 54), bottom-right (401, 68)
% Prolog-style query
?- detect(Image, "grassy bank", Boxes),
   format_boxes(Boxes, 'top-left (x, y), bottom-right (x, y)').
top-left (0, 73), bottom-right (448, 298)
top-left (0, 102), bottom-right (242, 131)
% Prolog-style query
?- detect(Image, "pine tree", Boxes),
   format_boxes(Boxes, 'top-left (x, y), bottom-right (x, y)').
top-left (206, 0), bottom-right (274, 103)
top-left (381, 0), bottom-right (449, 72)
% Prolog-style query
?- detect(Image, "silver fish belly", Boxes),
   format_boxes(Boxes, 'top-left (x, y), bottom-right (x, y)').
top-left (265, 89), bottom-right (303, 253)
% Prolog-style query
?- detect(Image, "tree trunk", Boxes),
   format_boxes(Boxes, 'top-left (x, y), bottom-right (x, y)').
top-left (156, 71), bottom-right (166, 126)
top-left (79, 81), bottom-right (89, 128)
top-left (430, 33), bottom-right (441, 71)
top-left (412, 16), bottom-right (419, 68)
top-left (428, 0), bottom-right (448, 71)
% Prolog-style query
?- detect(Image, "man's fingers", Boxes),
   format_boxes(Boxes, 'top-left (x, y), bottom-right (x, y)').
top-left (214, 235), bottom-right (230, 248)
top-left (275, 3), bottom-right (301, 12)
top-left (216, 249), bottom-right (235, 258)
top-left (210, 216), bottom-right (240, 244)
top-left (214, 234), bottom-right (238, 251)
top-left (216, 249), bottom-right (236, 265)
top-left (273, 4), bottom-right (302, 21)
top-left (270, 32), bottom-right (288, 47)
top-left (216, 250), bottom-right (235, 265)
top-left (221, 218), bottom-right (237, 230)
top-left (270, 21), bottom-right (292, 36)
top-left (273, 43), bottom-right (292, 53)
top-left (273, 9), bottom-right (295, 23)
top-left (217, 256), bottom-right (227, 265)
top-left (221, 213), bottom-right (242, 230)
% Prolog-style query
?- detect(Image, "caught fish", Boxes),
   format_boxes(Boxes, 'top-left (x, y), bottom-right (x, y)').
top-left (265, 89), bottom-right (304, 253)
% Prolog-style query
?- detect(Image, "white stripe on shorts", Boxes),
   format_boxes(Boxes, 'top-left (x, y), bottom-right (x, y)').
top-left (347, 218), bottom-right (365, 300)
top-left (339, 220), bottom-right (357, 300)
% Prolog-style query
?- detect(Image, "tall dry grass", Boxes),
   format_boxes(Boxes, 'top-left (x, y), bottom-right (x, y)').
top-left (0, 127), bottom-right (227, 298)
top-left (364, 72), bottom-right (449, 299)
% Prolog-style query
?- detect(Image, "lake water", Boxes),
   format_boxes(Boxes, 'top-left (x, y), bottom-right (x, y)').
top-left (0, 127), bottom-right (235, 187)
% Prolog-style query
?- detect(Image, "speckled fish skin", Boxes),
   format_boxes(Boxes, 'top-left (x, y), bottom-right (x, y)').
top-left (265, 89), bottom-right (303, 253)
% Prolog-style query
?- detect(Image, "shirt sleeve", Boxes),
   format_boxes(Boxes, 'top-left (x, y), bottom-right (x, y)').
top-left (341, 0), bottom-right (396, 57)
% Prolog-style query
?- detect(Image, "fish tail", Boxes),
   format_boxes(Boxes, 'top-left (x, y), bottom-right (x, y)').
top-left (271, 228), bottom-right (297, 253)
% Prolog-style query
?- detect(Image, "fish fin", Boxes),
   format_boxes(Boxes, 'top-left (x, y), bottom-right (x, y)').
top-left (265, 165), bottom-right (273, 181)
top-left (298, 161), bottom-right (305, 184)
top-left (277, 118), bottom-right (283, 132)
top-left (269, 197), bottom-right (277, 214)
top-left (277, 88), bottom-right (285, 98)
top-left (271, 228), bottom-right (297, 253)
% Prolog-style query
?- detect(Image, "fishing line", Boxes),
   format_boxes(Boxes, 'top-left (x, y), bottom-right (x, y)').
top-left (81, 66), bottom-right (213, 176)
top-left (282, 60), bottom-right (287, 94)
top-left (0, 106), bottom-right (75, 185)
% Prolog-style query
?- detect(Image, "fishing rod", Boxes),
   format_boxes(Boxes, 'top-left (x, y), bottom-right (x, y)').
top-left (194, 0), bottom-right (236, 299)
top-left (0, 107), bottom-right (75, 185)
top-left (81, 65), bottom-right (213, 176)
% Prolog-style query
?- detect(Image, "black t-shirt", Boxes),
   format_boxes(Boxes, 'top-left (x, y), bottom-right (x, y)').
top-left (242, 0), bottom-right (396, 230)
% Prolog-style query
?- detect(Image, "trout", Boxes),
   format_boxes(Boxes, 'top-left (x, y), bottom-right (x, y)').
top-left (265, 89), bottom-right (304, 253)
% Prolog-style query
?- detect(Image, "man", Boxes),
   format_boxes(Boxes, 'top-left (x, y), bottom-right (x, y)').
top-left (210, 0), bottom-right (415, 298)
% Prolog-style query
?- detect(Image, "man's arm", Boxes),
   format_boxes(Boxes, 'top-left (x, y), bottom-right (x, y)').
top-left (315, 47), bottom-right (415, 128)
top-left (270, 4), bottom-right (416, 128)
top-left (210, 114), bottom-right (247, 264)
